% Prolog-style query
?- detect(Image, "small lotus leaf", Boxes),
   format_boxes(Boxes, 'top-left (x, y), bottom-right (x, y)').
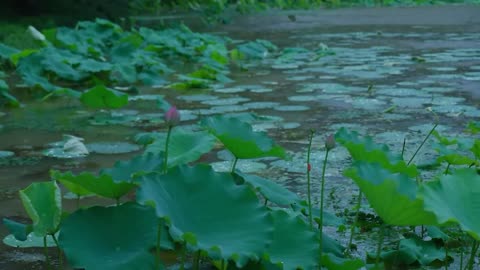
top-left (265, 210), bottom-right (319, 270)
top-left (59, 203), bottom-right (160, 270)
top-left (52, 171), bottom-right (136, 200)
top-left (335, 128), bottom-right (418, 177)
top-left (201, 115), bottom-right (286, 159)
top-left (80, 85), bottom-right (128, 109)
top-left (235, 172), bottom-right (303, 207)
top-left (137, 165), bottom-right (273, 267)
top-left (3, 218), bottom-right (32, 241)
top-left (3, 233), bottom-right (57, 248)
top-left (19, 181), bottom-right (62, 236)
top-left (101, 153), bottom-right (164, 183)
top-left (145, 128), bottom-right (216, 168)
top-left (345, 162), bottom-right (437, 226)
top-left (51, 170), bottom-right (92, 197)
top-left (420, 168), bottom-right (480, 240)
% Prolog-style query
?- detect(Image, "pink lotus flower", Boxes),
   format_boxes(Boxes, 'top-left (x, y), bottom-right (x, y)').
top-left (325, 134), bottom-right (336, 151)
top-left (165, 106), bottom-right (180, 126)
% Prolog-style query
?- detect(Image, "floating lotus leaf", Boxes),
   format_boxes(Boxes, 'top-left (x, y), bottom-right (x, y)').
top-left (201, 115), bottom-right (286, 159)
top-left (101, 153), bottom-right (164, 183)
top-left (322, 253), bottom-right (364, 270)
top-left (137, 165), bottom-right (273, 267)
top-left (235, 172), bottom-right (303, 207)
top-left (336, 128), bottom-right (418, 177)
top-left (80, 85), bottom-right (128, 109)
top-left (3, 233), bottom-right (57, 248)
top-left (59, 203), bottom-right (161, 270)
top-left (345, 162), bottom-right (437, 226)
top-left (265, 210), bottom-right (318, 270)
top-left (19, 181), bottom-right (62, 236)
top-left (420, 168), bottom-right (480, 240)
top-left (370, 236), bottom-right (448, 266)
top-left (52, 171), bottom-right (136, 200)
top-left (145, 128), bottom-right (216, 168)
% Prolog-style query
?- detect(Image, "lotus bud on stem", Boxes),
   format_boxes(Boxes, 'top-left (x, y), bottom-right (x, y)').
top-left (164, 106), bottom-right (180, 173)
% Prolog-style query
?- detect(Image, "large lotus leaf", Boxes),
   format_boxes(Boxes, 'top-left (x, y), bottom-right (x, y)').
top-left (265, 210), bottom-right (318, 270)
top-left (200, 115), bottom-right (286, 159)
top-left (145, 128), bottom-right (216, 168)
top-left (51, 170), bottom-right (93, 197)
top-left (420, 168), bottom-right (480, 240)
top-left (3, 218), bottom-right (33, 241)
top-left (19, 181), bottom-right (62, 236)
top-left (345, 162), bottom-right (437, 226)
top-left (370, 236), bottom-right (448, 266)
top-left (335, 128), bottom-right (418, 177)
top-left (137, 165), bottom-right (273, 267)
top-left (101, 153), bottom-right (164, 183)
top-left (322, 253), bottom-right (364, 270)
top-left (234, 172), bottom-right (303, 207)
top-left (59, 203), bottom-right (159, 270)
top-left (41, 48), bottom-right (88, 81)
top-left (80, 85), bottom-right (128, 109)
top-left (52, 171), bottom-right (136, 200)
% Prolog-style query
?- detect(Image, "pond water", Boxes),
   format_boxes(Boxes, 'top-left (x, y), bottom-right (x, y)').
top-left (1, 5), bottom-right (480, 269)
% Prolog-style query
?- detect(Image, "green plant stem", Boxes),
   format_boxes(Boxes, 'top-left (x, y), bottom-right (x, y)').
top-left (155, 221), bottom-right (162, 270)
top-left (318, 149), bottom-right (330, 266)
top-left (164, 125), bottom-right (173, 173)
top-left (76, 195), bottom-right (80, 210)
top-left (466, 240), bottom-right (479, 270)
top-left (44, 235), bottom-right (51, 270)
top-left (401, 137), bottom-right (406, 159)
top-left (306, 129), bottom-right (315, 230)
top-left (116, 197), bottom-right (120, 206)
top-left (375, 224), bottom-right (386, 269)
top-left (444, 163), bottom-right (451, 175)
top-left (180, 243), bottom-right (186, 270)
top-left (408, 123), bottom-right (438, 165)
top-left (348, 191), bottom-right (362, 252)
top-left (460, 246), bottom-right (464, 270)
top-left (193, 251), bottom-right (200, 270)
top-left (221, 259), bottom-right (225, 270)
top-left (444, 243), bottom-right (448, 270)
top-left (51, 234), bottom-right (62, 270)
top-left (231, 157), bottom-right (238, 174)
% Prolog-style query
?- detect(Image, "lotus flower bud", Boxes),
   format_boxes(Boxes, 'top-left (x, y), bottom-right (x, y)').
top-left (27, 26), bottom-right (46, 41)
top-left (165, 106), bottom-right (180, 126)
top-left (325, 134), bottom-right (336, 151)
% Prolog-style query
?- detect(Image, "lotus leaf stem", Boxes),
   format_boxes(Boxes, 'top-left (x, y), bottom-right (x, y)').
top-left (466, 240), bottom-right (479, 270)
top-left (155, 221), bottom-right (162, 270)
top-left (408, 123), bottom-right (438, 165)
top-left (401, 137), bottom-right (406, 159)
top-left (43, 235), bottom-right (51, 270)
top-left (193, 251), bottom-right (200, 270)
top-left (180, 244), bottom-right (186, 270)
top-left (164, 126), bottom-right (172, 173)
top-left (444, 242), bottom-right (448, 270)
top-left (51, 234), bottom-right (62, 270)
top-left (348, 190), bottom-right (362, 252)
top-left (318, 148), bottom-right (330, 267)
top-left (460, 246), bottom-right (464, 270)
top-left (306, 129), bottom-right (315, 230)
top-left (375, 224), bottom-right (386, 268)
top-left (231, 157), bottom-right (238, 174)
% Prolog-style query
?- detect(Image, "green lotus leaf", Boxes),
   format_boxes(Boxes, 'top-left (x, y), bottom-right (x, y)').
top-left (265, 210), bottom-right (319, 270)
top-left (0, 79), bottom-right (19, 107)
top-left (52, 171), bottom-right (136, 200)
top-left (234, 172), bottom-right (303, 207)
top-left (19, 181), bottom-right (62, 236)
top-left (420, 168), bottom-right (480, 240)
top-left (201, 115), bottom-right (286, 159)
top-left (335, 128), bottom-right (418, 177)
top-left (3, 233), bottom-right (57, 248)
top-left (145, 128), bottom-right (216, 168)
top-left (371, 236), bottom-right (448, 266)
top-left (137, 165), bottom-right (273, 267)
top-left (3, 218), bottom-right (33, 241)
top-left (0, 43), bottom-right (20, 60)
top-left (80, 85), bottom-right (128, 109)
top-left (470, 139), bottom-right (480, 160)
top-left (345, 162), bottom-right (437, 226)
top-left (51, 170), bottom-right (93, 197)
top-left (321, 253), bottom-right (364, 270)
top-left (59, 203), bottom-right (162, 270)
top-left (101, 153), bottom-right (164, 183)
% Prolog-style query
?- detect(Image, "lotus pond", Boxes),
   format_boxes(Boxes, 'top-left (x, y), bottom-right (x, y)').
top-left (0, 7), bottom-right (480, 270)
